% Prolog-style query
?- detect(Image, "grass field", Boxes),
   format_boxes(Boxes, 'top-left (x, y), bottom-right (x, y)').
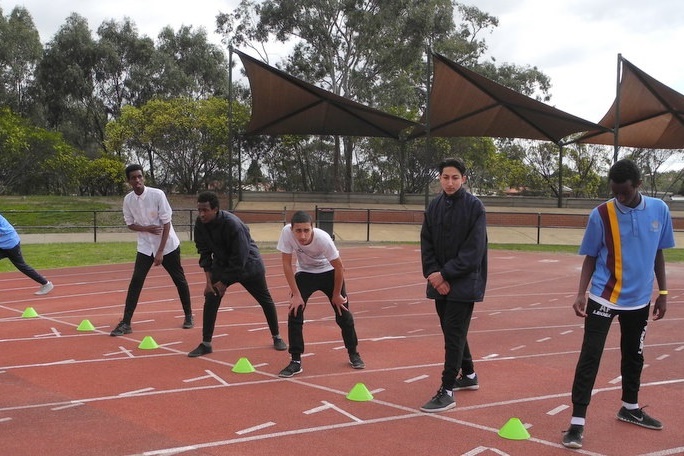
top-left (3, 195), bottom-right (684, 270)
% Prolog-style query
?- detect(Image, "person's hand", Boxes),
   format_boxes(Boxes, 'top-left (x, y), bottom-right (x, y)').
top-left (652, 295), bottom-right (667, 321)
top-left (331, 294), bottom-right (349, 316)
top-left (146, 225), bottom-right (163, 235)
top-left (153, 251), bottom-right (163, 266)
top-left (288, 294), bottom-right (305, 317)
top-left (211, 281), bottom-right (227, 297)
top-left (572, 295), bottom-right (587, 318)
top-left (428, 272), bottom-right (450, 295)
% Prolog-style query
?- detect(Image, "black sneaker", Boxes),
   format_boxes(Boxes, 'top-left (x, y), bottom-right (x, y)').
top-left (561, 424), bottom-right (584, 449)
top-left (110, 321), bottom-right (131, 336)
top-left (279, 361), bottom-right (302, 378)
top-left (454, 373), bottom-right (479, 390)
top-left (349, 353), bottom-right (365, 369)
top-left (617, 406), bottom-right (663, 430)
top-left (273, 336), bottom-right (287, 351)
top-left (420, 387), bottom-right (455, 413)
top-left (188, 343), bottom-right (212, 358)
top-left (182, 316), bottom-right (194, 329)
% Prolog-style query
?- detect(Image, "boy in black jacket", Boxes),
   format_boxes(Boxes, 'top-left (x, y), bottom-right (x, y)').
top-left (419, 157), bottom-right (488, 412)
top-left (188, 191), bottom-right (286, 357)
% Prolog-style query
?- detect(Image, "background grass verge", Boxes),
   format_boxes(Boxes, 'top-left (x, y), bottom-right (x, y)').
top-left (2, 241), bottom-right (684, 272)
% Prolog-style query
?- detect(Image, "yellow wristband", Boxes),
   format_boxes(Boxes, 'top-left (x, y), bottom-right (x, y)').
top-left (658, 290), bottom-right (668, 295)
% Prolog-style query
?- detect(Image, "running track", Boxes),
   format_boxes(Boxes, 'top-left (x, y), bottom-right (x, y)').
top-left (1, 245), bottom-right (683, 456)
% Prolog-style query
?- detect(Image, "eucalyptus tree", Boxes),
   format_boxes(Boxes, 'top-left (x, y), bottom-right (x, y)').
top-left (155, 25), bottom-right (230, 99)
top-left (35, 13), bottom-right (105, 155)
top-left (0, 6), bottom-right (42, 117)
top-left (94, 19), bottom-right (158, 121)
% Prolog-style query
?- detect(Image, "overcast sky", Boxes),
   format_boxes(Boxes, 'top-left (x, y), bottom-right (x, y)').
top-left (2, 0), bottom-right (683, 124)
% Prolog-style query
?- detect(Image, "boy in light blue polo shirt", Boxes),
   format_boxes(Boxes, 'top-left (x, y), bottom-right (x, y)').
top-left (562, 159), bottom-right (675, 450)
top-left (0, 213), bottom-right (53, 295)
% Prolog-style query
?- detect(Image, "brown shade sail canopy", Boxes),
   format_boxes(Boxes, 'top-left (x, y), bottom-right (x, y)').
top-left (410, 53), bottom-right (607, 143)
top-left (576, 57), bottom-right (684, 149)
top-left (236, 50), bottom-right (419, 139)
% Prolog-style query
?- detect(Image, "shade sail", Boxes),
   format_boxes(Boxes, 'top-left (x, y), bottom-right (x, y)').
top-left (577, 57), bottom-right (684, 149)
top-left (410, 53), bottom-right (606, 143)
top-left (236, 50), bottom-right (419, 138)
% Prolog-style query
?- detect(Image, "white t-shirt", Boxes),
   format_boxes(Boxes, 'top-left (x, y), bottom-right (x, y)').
top-left (123, 186), bottom-right (180, 256)
top-left (276, 224), bottom-right (339, 273)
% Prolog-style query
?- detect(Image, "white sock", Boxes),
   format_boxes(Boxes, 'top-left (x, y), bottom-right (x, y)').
top-left (445, 389), bottom-right (453, 397)
top-left (466, 373), bottom-right (476, 379)
top-left (570, 417), bottom-right (585, 426)
top-left (622, 402), bottom-right (639, 410)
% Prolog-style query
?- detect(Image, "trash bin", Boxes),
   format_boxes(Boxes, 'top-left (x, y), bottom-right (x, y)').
top-left (317, 208), bottom-right (335, 240)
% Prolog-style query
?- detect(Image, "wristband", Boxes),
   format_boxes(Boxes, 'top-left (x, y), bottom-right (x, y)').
top-left (658, 290), bottom-right (668, 295)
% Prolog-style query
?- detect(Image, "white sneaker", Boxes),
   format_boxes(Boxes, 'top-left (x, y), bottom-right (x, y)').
top-left (35, 281), bottom-right (54, 295)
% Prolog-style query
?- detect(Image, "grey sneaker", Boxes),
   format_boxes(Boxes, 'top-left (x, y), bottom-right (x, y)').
top-left (454, 373), bottom-right (479, 390)
top-left (35, 281), bottom-right (54, 295)
top-left (182, 315), bottom-right (194, 329)
top-left (561, 424), bottom-right (584, 449)
top-left (279, 361), bottom-right (302, 378)
top-left (617, 406), bottom-right (663, 430)
top-left (188, 343), bottom-right (212, 358)
top-left (420, 387), bottom-right (455, 413)
top-left (110, 321), bottom-right (131, 336)
top-left (273, 336), bottom-right (287, 351)
top-left (349, 353), bottom-right (365, 369)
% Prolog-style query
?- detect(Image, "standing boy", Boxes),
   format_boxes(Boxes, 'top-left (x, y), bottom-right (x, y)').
top-left (188, 191), bottom-right (286, 357)
top-left (0, 213), bottom-right (54, 295)
top-left (276, 211), bottom-right (364, 377)
top-left (110, 164), bottom-right (193, 336)
top-left (562, 159), bottom-right (674, 449)
top-left (419, 157), bottom-right (487, 412)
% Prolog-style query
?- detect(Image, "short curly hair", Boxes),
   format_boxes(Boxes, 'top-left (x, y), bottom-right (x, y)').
top-left (608, 159), bottom-right (641, 184)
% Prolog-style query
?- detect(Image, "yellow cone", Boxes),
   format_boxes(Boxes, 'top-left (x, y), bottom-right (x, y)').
top-left (498, 417), bottom-right (531, 440)
top-left (346, 383), bottom-right (373, 402)
top-left (77, 319), bottom-right (95, 331)
top-left (232, 357), bottom-right (255, 373)
top-left (22, 307), bottom-right (39, 318)
top-left (138, 336), bottom-right (159, 349)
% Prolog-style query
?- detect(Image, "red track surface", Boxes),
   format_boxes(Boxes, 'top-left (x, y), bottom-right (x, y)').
top-left (1, 245), bottom-right (683, 456)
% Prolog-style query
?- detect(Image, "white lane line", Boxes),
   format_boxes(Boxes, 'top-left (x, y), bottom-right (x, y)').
top-left (236, 422), bottom-right (276, 435)
top-left (404, 375), bottom-right (429, 383)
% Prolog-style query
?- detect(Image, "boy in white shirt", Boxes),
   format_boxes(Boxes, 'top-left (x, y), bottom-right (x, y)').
top-left (110, 164), bottom-right (193, 336)
top-left (276, 211), bottom-right (364, 377)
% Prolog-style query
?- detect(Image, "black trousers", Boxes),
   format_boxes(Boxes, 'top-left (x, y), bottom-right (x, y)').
top-left (122, 247), bottom-right (192, 324)
top-left (0, 243), bottom-right (48, 285)
top-left (201, 271), bottom-right (280, 343)
top-left (435, 298), bottom-right (475, 390)
top-left (571, 298), bottom-right (650, 418)
top-left (288, 270), bottom-right (358, 359)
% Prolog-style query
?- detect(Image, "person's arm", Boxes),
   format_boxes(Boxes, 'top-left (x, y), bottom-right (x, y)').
top-left (420, 202), bottom-right (450, 295)
top-left (329, 257), bottom-right (349, 316)
top-left (281, 252), bottom-right (304, 316)
top-left (652, 249), bottom-right (667, 321)
top-left (153, 222), bottom-right (171, 266)
top-left (572, 255), bottom-right (596, 318)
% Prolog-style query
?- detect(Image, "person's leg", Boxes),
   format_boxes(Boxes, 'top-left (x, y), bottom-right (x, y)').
top-left (570, 299), bottom-right (614, 420)
top-left (439, 301), bottom-right (474, 391)
top-left (618, 304), bottom-right (650, 405)
top-left (317, 271), bottom-right (359, 355)
top-left (188, 288), bottom-right (222, 357)
top-left (161, 247), bottom-right (193, 318)
top-left (121, 252), bottom-right (154, 324)
top-left (460, 339), bottom-right (474, 375)
top-left (241, 273), bottom-right (281, 337)
top-left (287, 272), bottom-right (317, 361)
top-left (4, 244), bottom-right (48, 284)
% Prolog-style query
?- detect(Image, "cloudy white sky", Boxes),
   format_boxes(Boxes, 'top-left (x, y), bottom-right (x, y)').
top-left (2, 0), bottom-right (683, 123)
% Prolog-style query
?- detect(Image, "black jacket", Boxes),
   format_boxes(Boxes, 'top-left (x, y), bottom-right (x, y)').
top-left (420, 187), bottom-right (488, 302)
top-left (194, 210), bottom-right (264, 284)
